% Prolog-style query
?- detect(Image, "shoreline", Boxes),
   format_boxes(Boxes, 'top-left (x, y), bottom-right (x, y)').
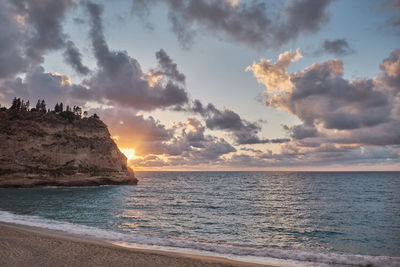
top-left (0, 222), bottom-right (275, 267)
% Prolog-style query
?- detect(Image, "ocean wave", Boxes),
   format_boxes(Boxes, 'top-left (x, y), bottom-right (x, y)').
top-left (0, 210), bottom-right (398, 267)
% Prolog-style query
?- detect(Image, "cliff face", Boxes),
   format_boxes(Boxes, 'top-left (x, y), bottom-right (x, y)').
top-left (0, 110), bottom-right (137, 187)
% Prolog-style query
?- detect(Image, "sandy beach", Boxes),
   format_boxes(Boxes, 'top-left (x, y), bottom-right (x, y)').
top-left (0, 223), bottom-right (274, 267)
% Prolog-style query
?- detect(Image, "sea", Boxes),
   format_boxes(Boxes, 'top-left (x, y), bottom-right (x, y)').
top-left (0, 171), bottom-right (399, 266)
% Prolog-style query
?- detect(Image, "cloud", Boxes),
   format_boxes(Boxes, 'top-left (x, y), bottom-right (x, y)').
top-left (168, 12), bottom-right (195, 50)
top-left (131, 0), bottom-right (334, 50)
top-left (225, 144), bottom-right (400, 168)
top-left (248, 49), bottom-right (400, 151)
top-left (0, 1), bottom-right (26, 79)
top-left (155, 49), bottom-right (186, 83)
top-left (0, 66), bottom-right (71, 106)
top-left (79, 1), bottom-right (189, 111)
top-left (246, 49), bottom-right (302, 92)
top-left (88, 111), bottom-right (236, 167)
top-left (63, 41), bottom-right (91, 75)
top-left (380, 49), bottom-right (400, 92)
top-left (91, 108), bottom-right (174, 147)
top-left (249, 50), bottom-right (396, 131)
top-left (0, 0), bottom-right (397, 169)
top-left (284, 0), bottom-right (332, 34)
top-left (240, 147), bottom-right (263, 153)
top-left (145, 49), bottom-right (186, 85)
top-left (383, 0), bottom-right (400, 28)
top-left (188, 100), bottom-right (290, 145)
top-left (0, 0), bottom-right (77, 80)
top-left (0, 0), bottom-right (242, 169)
top-left (131, 117), bottom-right (236, 166)
top-left (318, 38), bottom-right (355, 56)
top-left (184, 117), bottom-right (206, 145)
top-left (283, 124), bottom-right (318, 139)
top-left (11, 0), bottom-right (75, 64)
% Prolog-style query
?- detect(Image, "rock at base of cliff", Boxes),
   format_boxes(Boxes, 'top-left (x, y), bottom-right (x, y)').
top-left (0, 171), bottom-right (138, 188)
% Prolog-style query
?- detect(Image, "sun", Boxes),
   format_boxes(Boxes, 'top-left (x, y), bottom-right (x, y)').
top-left (120, 148), bottom-right (135, 161)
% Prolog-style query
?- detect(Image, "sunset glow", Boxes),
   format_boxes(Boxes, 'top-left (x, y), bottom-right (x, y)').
top-left (120, 148), bottom-right (136, 161)
top-left (0, 1), bottom-right (398, 266)
top-left (0, 0), bottom-right (398, 171)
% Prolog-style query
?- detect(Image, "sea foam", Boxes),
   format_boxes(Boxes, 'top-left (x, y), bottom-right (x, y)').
top-left (1, 210), bottom-right (399, 267)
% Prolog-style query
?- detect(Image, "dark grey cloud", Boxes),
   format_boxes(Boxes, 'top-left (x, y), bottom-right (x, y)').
top-left (383, 0), bottom-right (400, 28)
top-left (86, 109), bottom-right (236, 165)
top-left (0, 0), bottom-right (76, 80)
top-left (140, 137), bottom-right (236, 164)
top-left (0, 66), bottom-right (71, 107)
top-left (268, 59), bottom-right (392, 130)
top-left (12, 0), bottom-right (75, 64)
top-left (283, 124), bottom-right (318, 140)
top-left (0, 1), bottom-right (26, 78)
top-left (132, 117), bottom-right (236, 163)
top-left (168, 12), bottom-right (195, 49)
top-left (325, 120), bottom-right (400, 146)
top-left (131, 135), bottom-right (236, 167)
top-left (80, 1), bottom-right (189, 111)
top-left (189, 100), bottom-right (290, 145)
top-left (63, 41), bottom-right (91, 75)
top-left (131, 0), bottom-right (334, 50)
top-left (284, 0), bottom-right (332, 36)
top-left (240, 147), bottom-right (263, 153)
top-left (192, 137), bottom-right (236, 160)
top-left (248, 49), bottom-right (400, 149)
top-left (319, 38), bottom-right (354, 56)
top-left (155, 49), bottom-right (186, 83)
top-left (183, 117), bottom-right (206, 146)
top-left (225, 144), bottom-right (400, 168)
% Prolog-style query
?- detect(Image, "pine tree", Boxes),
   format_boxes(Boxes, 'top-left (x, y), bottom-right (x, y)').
top-left (54, 103), bottom-right (60, 113)
top-left (10, 97), bottom-right (18, 110)
top-left (40, 100), bottom-right (46, 112)
top-left (17, 98), bottom-right (21, 110)
top-left (36, 99), bottom-right (41, 111)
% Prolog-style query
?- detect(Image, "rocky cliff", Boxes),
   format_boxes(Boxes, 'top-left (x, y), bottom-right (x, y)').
top-left (0, 109), bottom-right (137, 188)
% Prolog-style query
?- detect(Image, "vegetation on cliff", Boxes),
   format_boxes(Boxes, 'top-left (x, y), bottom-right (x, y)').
top-left (0, 98), bottom-right (137, 188)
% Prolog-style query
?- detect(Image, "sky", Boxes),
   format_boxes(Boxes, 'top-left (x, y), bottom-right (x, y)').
top-left (0, 0), bottom-right (399, 171)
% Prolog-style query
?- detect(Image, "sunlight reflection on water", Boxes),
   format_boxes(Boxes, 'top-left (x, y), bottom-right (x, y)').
top-left (0, 171), bottom-right (399, 257)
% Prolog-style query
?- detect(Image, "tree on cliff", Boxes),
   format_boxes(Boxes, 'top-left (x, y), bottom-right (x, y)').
top-left (73, 106), bottom-right (82, 117)
top-left (41, 100), bottom-right (46, 112)
top-left (10, 97), bottom-right (21, 110)
top-left (54, 103), bottom-right (60, 113)
top-left (35, 99), bottom-right (47, 113)
top-left (35, 100), bottom-right (40, 111)
top-left (22, 100), bottom-right (30, 111)
top-left (6, 97), bottom-right (90, 122)
top-left (10, 98), bottom-right (29, 111)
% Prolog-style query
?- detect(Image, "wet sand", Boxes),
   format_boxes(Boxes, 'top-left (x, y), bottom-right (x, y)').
top-left (0, 223), bottom-right (275, 267)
